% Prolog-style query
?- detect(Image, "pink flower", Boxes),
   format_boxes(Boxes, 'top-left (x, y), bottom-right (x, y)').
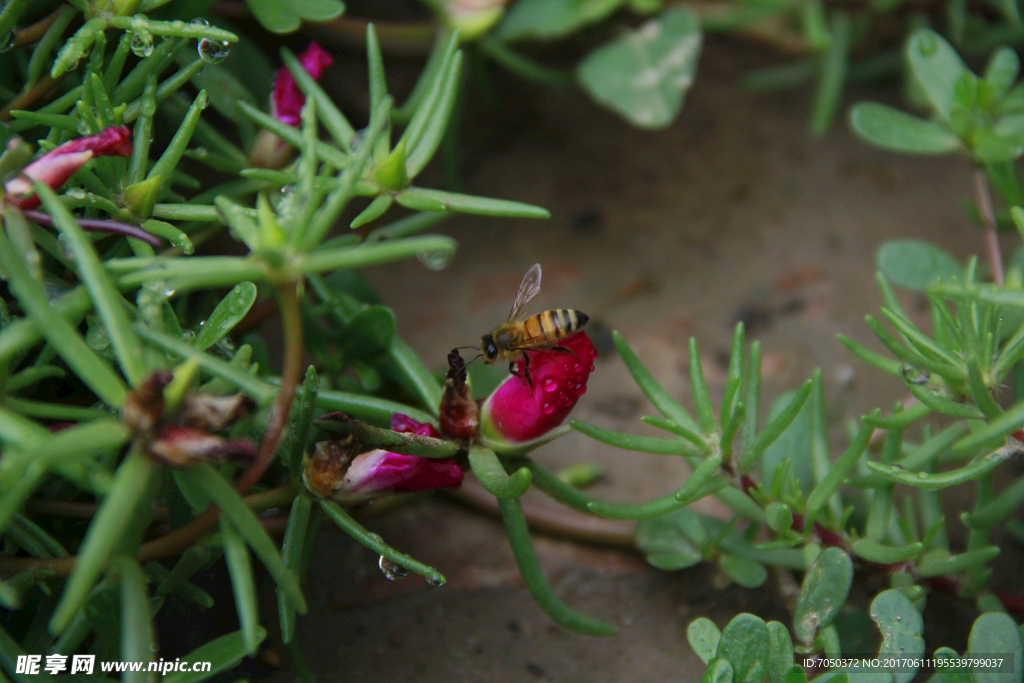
top-left (271, 42), bottom-right (333, 127)
top-left (480, 332), bottom-right (596, 444)
top-left (303, 414), bottom-right (464, 504)
top-left (5, 126), bottom-right (132, 209)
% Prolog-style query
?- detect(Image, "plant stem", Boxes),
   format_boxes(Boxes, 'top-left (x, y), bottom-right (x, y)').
top-left (11, 6), bottom-right (67, 50)
top-left (974, 167), bottom-right (1004, 285)
top-left (0, 73), bottom-right (64, 120)
top-left (445, 480), bottom-right (636, 548)
top-left (234, 281), bottom-right (304, 496)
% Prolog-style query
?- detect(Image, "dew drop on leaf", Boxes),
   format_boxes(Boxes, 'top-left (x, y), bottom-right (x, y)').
top-left (197, 38), bottom-right (229, 64)
top-left (379, 556), bottom-right (408, 581)
top-left (129, 31), bottom-right (154, 57)
top-left (190, 17), bottom-right (209, 27)
top-left (0, 30), bottom-right (16, 53)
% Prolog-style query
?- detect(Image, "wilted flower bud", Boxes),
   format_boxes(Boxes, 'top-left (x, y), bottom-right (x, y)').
top-left (303, 414), bottom-right (464, 504)
top-left (479, 332), bottom-right (596, 450)
top-left (5, 126), bottom-right (132, 209)
top-left (148, 425), bottom-right (257, 468)
top-left (121, 371), bottom-right (174, 435)
top-left (440, 349), bottom-right (479, 442)
top-left (179, 393), bottom-right (256, 431)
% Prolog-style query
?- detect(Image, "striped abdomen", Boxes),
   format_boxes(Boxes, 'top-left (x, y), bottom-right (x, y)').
top-left (521, 309), bottom-right (589, 344)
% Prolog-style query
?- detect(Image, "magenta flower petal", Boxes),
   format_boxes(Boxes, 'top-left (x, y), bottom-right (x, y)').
top-left (342, 449), bottom-right (464, 499)
top-left (480, 331), bottom-right (596, 443)
top-left (271, 41), bottom-right (333, 127)
top-left (6, 126), bottom-right (133, 209)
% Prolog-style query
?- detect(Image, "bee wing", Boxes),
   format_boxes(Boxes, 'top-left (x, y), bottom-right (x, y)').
top-left (507, 263), bottom-right (542, 323)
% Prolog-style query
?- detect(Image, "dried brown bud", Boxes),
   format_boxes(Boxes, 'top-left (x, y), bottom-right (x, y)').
top-left (121, 371), bottom-right (174, 434)
top-left (179, 393), bottom-right (256, 431)
top-left (302, 438), bottom-right (357, 499)
top-left (147, 425), bottom-right (257, 468)
top-left (439, 349), bottom-right (479, 443)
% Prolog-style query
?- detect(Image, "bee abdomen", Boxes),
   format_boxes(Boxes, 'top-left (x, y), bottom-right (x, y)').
top-left (525, 309), bottom-right (589, 342)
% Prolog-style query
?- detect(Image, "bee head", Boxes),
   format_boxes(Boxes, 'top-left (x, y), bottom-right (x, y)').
top-left (481, 334), bottom-right (499, 362)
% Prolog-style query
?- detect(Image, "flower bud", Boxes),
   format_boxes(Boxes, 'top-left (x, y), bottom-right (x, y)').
top-left (251, 42), bottom-right (333, 169)
top-left (148, 425), bottom-right (256, 468)
top-left (303, 414), bottom-right (464, 504)
top-left (6, 126), bottom-right (132, 209)
top-left (479, 332), bottom-right (596, 449)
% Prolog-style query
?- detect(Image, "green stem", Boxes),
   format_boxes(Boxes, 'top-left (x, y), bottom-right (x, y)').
top-left (497, 498), bottom-right (616, 636)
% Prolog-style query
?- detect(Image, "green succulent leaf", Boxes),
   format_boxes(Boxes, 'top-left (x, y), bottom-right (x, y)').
top-left (577, 8), bottom-right (702, 130)
top-left (496, 0), bottom-right (624, 41)
top-left (717, 613), bottom-right (770, 683)
top-left (870, 589), bottom-right (925, 683)
top-left (967, 613), bottom-right (1023, 683)
top-left (792, 547), bottom-right (853, 646)
top-left (688, 617), bottom-right (722, 664)
top-left (877, 240), bottom-right (962, 291)
top-left (905, 29), bottom-right (970, 122)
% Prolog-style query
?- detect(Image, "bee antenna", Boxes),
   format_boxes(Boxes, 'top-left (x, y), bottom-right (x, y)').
top-left (465, 354), bottom-right (482, 367)
top-left (452, 345), bottom-right (479, 351)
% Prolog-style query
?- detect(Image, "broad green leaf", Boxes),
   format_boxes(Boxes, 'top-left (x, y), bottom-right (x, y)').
top-left (718, 554), bottom-right (768, 588)
top-left (935, 647), bottom-right (971, 683)
top-left (163, 628), bottom-right (266, 683)
top-left (870, 589), bottom-right (924, 683)
top-left (877, 240), bottom-right (962, 290)
top-left (849, 102), bottom-right (961, 154)
top-left (905, 29), bottom-right (970, 121)
top-left (717, 613), bottom-right (770, 683)
top-left (337, 305), bottom-right (396, 360)
top-left (285, 0), bottom-right (344, 21)
top-left (793, 547), bottom-right (853, 645)
top-left (577, 8), bottom-right (702, 130)
top-left (760, 390), bottom-right (814, 494)
top-left (702, 659), bottom-right (735, 683)
top-left (766, 622), bottom-right (795, 683)
top-left (688, 617), bottom-right (721, 664)
top-left (246, 0), bottom-right (300, 33)
top-left (636, 507), bottom-right (707, 569)
top-left (968, 613), bottom-right (1022, 683)
top-left (985, 47), bottom-right (1020, 98)
top-left (496, 0), bottom-right (624, 41)
top-left (193, 282), bottom-right (258, 350)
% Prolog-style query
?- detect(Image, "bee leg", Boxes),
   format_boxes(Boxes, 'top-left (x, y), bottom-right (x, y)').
top-left (509, 357), bottom-right (534, 389)
top-left (550, 346), bottom-right (581, 361)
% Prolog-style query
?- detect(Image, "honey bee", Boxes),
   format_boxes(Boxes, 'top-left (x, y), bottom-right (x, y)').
top-left (480, 263), bottom-right (589, 387)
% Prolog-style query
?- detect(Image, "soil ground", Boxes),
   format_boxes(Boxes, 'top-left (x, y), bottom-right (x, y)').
top-left (264, 38), bottom-right (1016, 683)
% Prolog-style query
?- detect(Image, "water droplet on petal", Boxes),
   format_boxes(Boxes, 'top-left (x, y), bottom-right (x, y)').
top-left (573, 363), bottom-right (582, 372)
top-left (542, 402), bottom-right (554, 414)
top-left (590, 364), bottom-right (595, 372)
top-left (197, 37), bottom-right (229, 64)
top-left (379, 556), bottom-right (408, 581)
top-left (562, 363), bottom-right (570, 371)
top-left (542, 378), bottom-right (558, 392)
top-left (129, 31), bottom-right (154, 57)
